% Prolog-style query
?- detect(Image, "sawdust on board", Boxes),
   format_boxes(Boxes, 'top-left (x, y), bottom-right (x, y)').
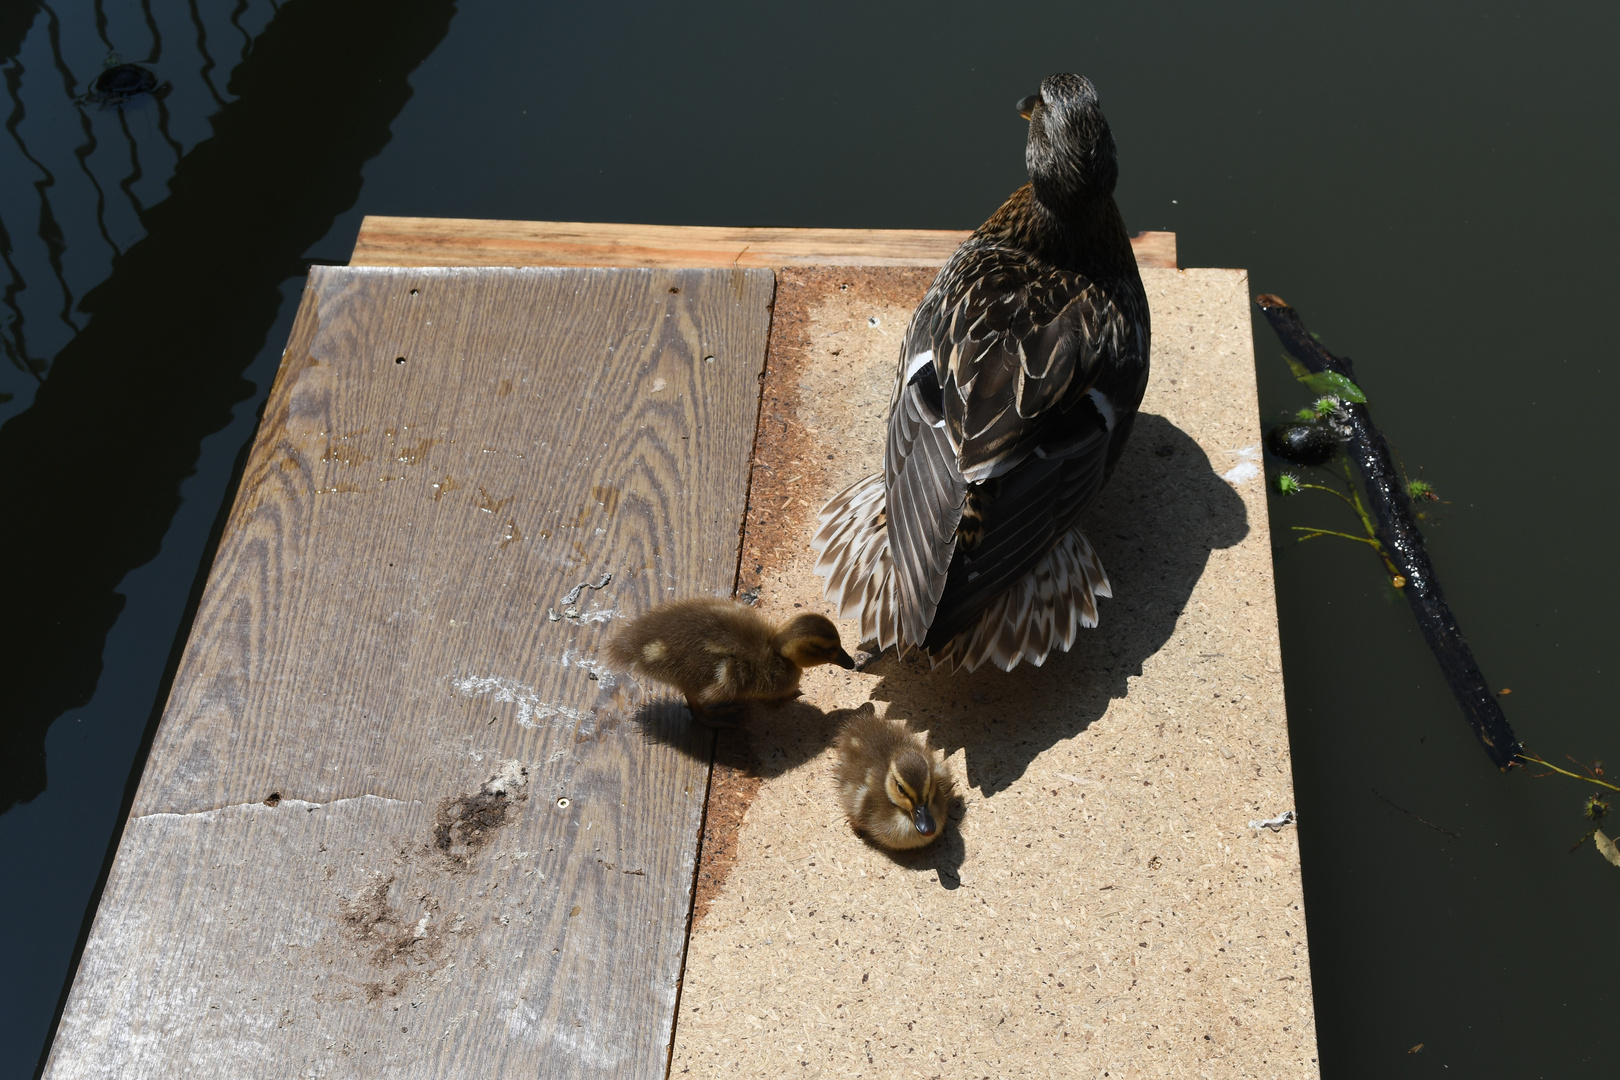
top-left (688, 267), bottom-right (934, 926)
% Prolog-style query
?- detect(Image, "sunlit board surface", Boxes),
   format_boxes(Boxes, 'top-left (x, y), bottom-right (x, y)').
top-left (45, 266), bottom-right (773, 1079)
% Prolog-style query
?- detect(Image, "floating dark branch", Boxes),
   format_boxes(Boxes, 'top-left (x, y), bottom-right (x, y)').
top-left (1255, 294), bottom-right (1521, 771)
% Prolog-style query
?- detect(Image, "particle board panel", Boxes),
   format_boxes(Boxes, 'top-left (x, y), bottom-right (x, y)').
top-left (349, 216), bottom-right (1178, 271)
top-left (44, 265), bottom-right (775, 1079)
top-left (670, 267), bottom-right (1319, 1078)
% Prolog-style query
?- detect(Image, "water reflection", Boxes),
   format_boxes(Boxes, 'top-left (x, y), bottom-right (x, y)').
top-left (0, 1), bottom-right (457, 1071)
top-left (0, 0), bottom-right (276, 421)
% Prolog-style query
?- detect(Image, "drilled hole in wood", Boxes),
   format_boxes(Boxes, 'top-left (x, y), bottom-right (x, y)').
top-left (264, 792), bottom-right (282, 807)
top-left (556, 797), bottom-right (570, 809)
top-left (409, 288), bottom-right (419, 295)
top-left (668, 287), bottom-right (679, 294)
top-left (395, 356), bottom-right (407, 365)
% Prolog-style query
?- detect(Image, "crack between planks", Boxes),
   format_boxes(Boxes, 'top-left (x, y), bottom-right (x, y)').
top-left (135, 793), bottom-right (420, 821)
top-left (665, 269), bottom-right (776, 1079)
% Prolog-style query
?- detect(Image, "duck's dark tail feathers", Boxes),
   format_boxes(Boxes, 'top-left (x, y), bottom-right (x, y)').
top-left (812, 472), bottom-right (1110, 673)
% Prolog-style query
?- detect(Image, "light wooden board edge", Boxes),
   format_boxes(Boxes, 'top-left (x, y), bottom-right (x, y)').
top-left (350, 217), bottom-right (1178, 271)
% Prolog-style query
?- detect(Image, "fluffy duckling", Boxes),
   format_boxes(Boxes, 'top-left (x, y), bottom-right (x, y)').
top-left (835, 711), bottom-right (956, 850)
top-left (814, 73), bottom-right (1149, 672)
top-left (605, 597), bottom-right (855, 724)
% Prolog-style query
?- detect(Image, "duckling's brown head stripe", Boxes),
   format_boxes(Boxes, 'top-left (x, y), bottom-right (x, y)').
top-left (891, 749), bottom-right (934, 803)
top-left (777, 612), bottom-right (855, 669)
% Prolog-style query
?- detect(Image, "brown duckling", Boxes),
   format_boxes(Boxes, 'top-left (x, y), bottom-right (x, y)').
top-left (834, 711), bottom-right (956, 849)
top-left (605, 597), bottom-right (855, 724)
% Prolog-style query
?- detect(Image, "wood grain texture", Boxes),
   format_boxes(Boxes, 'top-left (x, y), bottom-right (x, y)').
top-left (350, 216), bottom-right (1179, 271)
top-left (44, 266), bottom-right (774, 1079)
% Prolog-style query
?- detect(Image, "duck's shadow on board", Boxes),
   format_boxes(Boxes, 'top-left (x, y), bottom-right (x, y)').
top-left (630, 414), bottom-right (1246, 801)
top-left (866, 413), bottom-right (1247, 798)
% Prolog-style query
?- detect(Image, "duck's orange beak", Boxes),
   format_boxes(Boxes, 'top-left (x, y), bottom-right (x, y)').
top-left (1017, 93), bottom-right (1040, 120)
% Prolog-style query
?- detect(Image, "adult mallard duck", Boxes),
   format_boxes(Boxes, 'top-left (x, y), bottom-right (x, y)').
top-left (813, 73), bottom-right (1150, 672)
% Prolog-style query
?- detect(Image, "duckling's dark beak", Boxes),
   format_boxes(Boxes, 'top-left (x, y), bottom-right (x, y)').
top-left (1017, 93), bottom-right (1040, 120)
top-left (912, 803), bottom-right (936, 836)
top-left (834, 648), bottom-right (856, 670)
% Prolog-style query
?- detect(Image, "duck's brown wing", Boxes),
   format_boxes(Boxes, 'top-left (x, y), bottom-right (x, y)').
top-left (884, 244), bottom-right (1133, 651)
top-left (882, 358), bottom-right (968, 648)
top-left (921, 421), bottom-right (1111, 651)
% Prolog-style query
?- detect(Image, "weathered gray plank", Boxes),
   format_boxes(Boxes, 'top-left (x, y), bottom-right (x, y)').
top-left (45, 266), bottom-right (774, 1079)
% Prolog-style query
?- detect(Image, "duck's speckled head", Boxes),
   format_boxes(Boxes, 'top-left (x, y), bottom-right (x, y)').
top-left (775, 612), bottom-right (856, 671)
top-left (1019, 73), bottom-right (1118, 215)
top-left (884, 748), bottom-right (947, 838)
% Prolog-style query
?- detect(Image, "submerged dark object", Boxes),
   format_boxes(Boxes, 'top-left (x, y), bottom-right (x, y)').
top-left (1255, 294), bottom-right (1521, 771)
top-left (82, 63), bottom-right (161, 107)
top-left (1266, 421), bottom-right (1338, 466)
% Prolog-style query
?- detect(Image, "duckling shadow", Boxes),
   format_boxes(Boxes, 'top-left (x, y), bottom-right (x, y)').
top-left (625, 694), bottom-right (840, 777)
top-left (866, 414), bottom-right (1249, 797)
top-left (861, 794), bottom-right (969, 890)
top-left (625, 697), bottom-right (716, 762)
top-left (628, 695), bottom-right (966, 887)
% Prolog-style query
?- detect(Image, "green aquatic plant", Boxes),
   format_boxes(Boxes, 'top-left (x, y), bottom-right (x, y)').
top-left (1281, 352), bottom-right (1368, 404)
top-left (1273, 461), bottom-right (1403, 585)
top-left (1518, 753), bottom-right (1620, 865)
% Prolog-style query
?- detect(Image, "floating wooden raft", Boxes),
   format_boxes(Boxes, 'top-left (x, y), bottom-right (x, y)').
top-left (46, 220), bottom-right (1186, 1078)
top-left (46, 264), bottom-right (772, 1079)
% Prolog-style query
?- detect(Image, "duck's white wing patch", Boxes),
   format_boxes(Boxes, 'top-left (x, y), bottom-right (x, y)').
top-left (902, 349), bottom-right (934, 382)
top-left (1086, 387), bottom-right (1117, 432)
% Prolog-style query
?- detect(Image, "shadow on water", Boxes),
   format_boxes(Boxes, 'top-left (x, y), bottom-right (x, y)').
top-left (0, 0), bottom-right (459, 816)
top-left (0, 5), bottom-right (41, 64)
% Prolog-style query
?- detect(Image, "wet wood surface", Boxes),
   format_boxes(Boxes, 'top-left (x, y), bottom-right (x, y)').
top-left (350, 216), bottom-right (1179, 271)
top-left (44, 266), bottom-right (774, 1079)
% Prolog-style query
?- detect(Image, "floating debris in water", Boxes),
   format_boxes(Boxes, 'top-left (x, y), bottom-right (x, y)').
top-left (79, 56), bottom-right (167, 108)
top-left (1265, 421), bottom-right (1338, 466)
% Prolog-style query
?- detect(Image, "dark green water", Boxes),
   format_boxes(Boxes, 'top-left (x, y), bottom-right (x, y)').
top-left (2, 2), bottom-right (1615, 1075)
